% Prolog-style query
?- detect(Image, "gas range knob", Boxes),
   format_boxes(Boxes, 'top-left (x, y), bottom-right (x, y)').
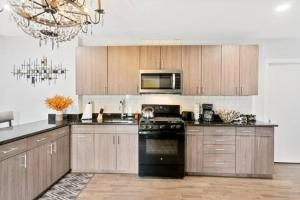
top-left (141, 125), bottom-right (147, 129)
top-left (176, 125), bottom-right (181, 129)
top-left (170, 125), bottom-right (176, 129)
top-left (147, 125), bottom-right (152, 129)
top-left (159, 125), bottom-right (166, 129)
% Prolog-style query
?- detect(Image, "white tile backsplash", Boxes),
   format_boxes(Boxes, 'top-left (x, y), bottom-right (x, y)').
top-left (81, 95), bottom-right (254, 115)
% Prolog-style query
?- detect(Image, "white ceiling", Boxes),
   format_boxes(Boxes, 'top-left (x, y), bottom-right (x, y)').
top-left (0, 0), bottom-right (300, 42)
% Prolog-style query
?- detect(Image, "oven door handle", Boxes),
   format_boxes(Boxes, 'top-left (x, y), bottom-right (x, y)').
top-left (139, 131), bottom-right (185, 135)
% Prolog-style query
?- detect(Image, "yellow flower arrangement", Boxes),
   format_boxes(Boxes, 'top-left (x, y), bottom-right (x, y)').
top-left (45, 95), bottom-right (73, 111)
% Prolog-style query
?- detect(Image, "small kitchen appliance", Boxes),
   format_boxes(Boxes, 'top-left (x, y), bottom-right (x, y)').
top-left (181, 111), bottom-right (194, 121)
top-left (202, 104), bottom-right (214, 122)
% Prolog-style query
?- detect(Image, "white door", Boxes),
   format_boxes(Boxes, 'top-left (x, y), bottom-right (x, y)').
top-left (267, 63), bottom-right (300, 163)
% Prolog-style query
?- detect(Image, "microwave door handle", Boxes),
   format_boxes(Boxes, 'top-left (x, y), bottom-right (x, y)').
top-left (172, 74), bottom-right (176, 89)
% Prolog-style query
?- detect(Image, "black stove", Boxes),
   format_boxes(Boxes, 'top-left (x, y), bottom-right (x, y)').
top-left (138, 104), bottom-right (185, 178)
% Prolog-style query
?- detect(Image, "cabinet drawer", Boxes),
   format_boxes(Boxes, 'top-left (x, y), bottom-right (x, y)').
top-left (0, 139), bottom-right (27, 161)
top-left (116, 125), bottom-right (138, 134)
top-left (204, 136), bottom-right (235, 145)
top-left (27, 131), bottom-right (53, 150)
top-left (204, 127), bottom-right (235, 136)
top-left (256, 127), bottom-right (274, 137)
top-left (94, 125), bottom-right (116, 134)
top-left (186, 126), bottom-right (204, 135)
top-left (52, 126), bottom-right (69, 140)
top-left (204, 145), bottom-right (235, 154)
top-left (71, 125), bottom-right (94, 134)
top-left (237, 127), bottom-right (255, 136)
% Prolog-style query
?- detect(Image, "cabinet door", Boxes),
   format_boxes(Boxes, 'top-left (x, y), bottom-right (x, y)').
top-left (140, 46), bottom-right (161, 69)
top-left (0, 153), bottom-right (26, 200)
top-left (52, 136), bottom-right (70, 182)
top-left (182, 46), bottom-right (202, 95)
top-left (185, 135), bottom-right (203, 173)
top-left (27, 144), bottom-right (52, 199)
top-left (202, 45), bottom-right (222, 96)
top-left (72, 134), bottom-right (95, 172)
top-left (161, 46), bottom-right (182, 70)
top-left (76, 47), bottom-right (108, 95)
top-left (95, 134), bottom-right (116, 172)
top-left (236, 136), bottom-right (255, 174)
top-left (240, 45), bottom-right (259, 95)
top-left (255, 135), bottom-right (274, 175)
top-left (108, 46), bottom-right (140, 95)
top-left (221, 45), bottom-right (240, 96)
top-left (116, 134), bottom-right (138, 173)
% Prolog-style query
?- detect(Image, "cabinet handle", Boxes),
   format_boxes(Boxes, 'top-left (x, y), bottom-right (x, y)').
top-left (49, 143), bottom-right (53, 155)
top-left (78, 135), bottom-right (86, 138)
top-left (118, 136), bottom-right (120, 145)
top-left (215, 130), bottom-right (225, 133)
top-left (53, 142), bottom-right (57, 153)
top-left (21, 153), bottom-right (27, 169)
top-left (216, 140), bottom-right (225, 142)
top-left (235, 87), bottom-right (239, 95)
top-left (240, 87), bottom-right (243, 95)
top-left (2, 147), bottom-right (18, 154)
top-left (189, 130), bottom-right (200, 132)
top-left (215, 149), bottom-right (225, 151)
top-left (196, 86), bottom-right (200, 95)
top-left (215, 162), bottom-right (225, 165)
top-left (241, 130), bottom-right (253, 133)
top-left (113, 136), bottom-right (115, 145)
top-left (36, 137), bottom-right (47, 142)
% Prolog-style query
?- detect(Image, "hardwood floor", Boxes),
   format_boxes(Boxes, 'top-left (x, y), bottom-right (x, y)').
top-left (78, 164), bottom-right (300, 200)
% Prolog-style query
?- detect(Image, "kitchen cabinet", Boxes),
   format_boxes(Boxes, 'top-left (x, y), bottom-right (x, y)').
top-left (221, 45), bottom-right (240, 96)
top-left (76, 47), bottom-right (108, 95)
top-left (201, 45), bottom-right (222, 96)
top-left (72, 134), bottom-right (95, 172)
top-left (236, 128), bottom-right (255, 174)
top-left (182, 46), bottom-right (202, 95)
top-left (185, 127), bottom-right (203, 173)
top-left (95, 134), bottom-right (116, 172)
top-left (255, 128), bottom-right (274, 175)
top-left (140, 46), bottom-right (161, 70)
top-left (240, 45), bottom-right (259, 95)
top-left (161, 46), bottom-right (182, 70)
top-left (108, 46), bottom-right (140, 95)
top-left (0, 153), bottom-right (27, 200)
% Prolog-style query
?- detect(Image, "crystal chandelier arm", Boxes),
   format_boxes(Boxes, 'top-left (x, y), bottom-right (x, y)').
top-left (50, 13), bottom-right (58, 25)
top-left (61, 10), bottom-right (88, 16)
top-left (43, 0), bottom-right (49, 7)
top-left (30, 11), bottom-right (46, 19)
top-left (58, 13), bottom-right (77, 23)
top-left (87, 11), bottom-right (102, 24)
top-left (28, 0), bottom-right (45, 7)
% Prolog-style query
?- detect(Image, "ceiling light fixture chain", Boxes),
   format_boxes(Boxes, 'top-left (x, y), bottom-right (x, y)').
top-left (7, 0), bottom-right (105, 48)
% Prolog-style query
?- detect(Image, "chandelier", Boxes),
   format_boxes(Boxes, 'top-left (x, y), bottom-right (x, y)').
top-left (7, 0), bottom-right (104, 48)
top-left (12, 57), bottom-right (68, 86)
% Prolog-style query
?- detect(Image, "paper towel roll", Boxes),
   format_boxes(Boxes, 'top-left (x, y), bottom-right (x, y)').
top-left (82, 102), bottom-right (93, 120)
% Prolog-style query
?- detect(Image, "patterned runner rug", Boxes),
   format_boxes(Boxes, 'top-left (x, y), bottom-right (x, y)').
top-left (39, 173), bottom-right (94, 200)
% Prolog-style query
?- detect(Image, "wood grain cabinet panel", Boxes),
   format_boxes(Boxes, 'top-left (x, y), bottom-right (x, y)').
top-left (185, 135), bottom-right (203, 173)
top-left (72, 134), bottom-right (95, 172)
top-left (182, 46), bottom-right (202, 95)
top-left (202, 45), bottom-right (222, 96)
top-left (140, 46), bottom-right (161, 69)
top-left (0, 153), bottom-right (27, 200)
top-left (116, 134), bottom-right (138, 173)
top-left (76, 47), bottom-right (108, 95)
top-left (236, 135), bottom-right (255, 174)
top-left (255, 128), bottom-right (274, 175)
top-left (240, 45), bottom-right (259, 95)
top-left (94, 134), bottom-right (116, 172)
top-left (221, 45), bottom-right (240, 96)
top-left (108, 46), bottom-right (140, 95)
top-left (161, 46), bottom-right (182, 70)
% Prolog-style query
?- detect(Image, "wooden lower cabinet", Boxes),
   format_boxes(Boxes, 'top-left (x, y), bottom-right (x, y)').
top-left (0, 153), bottom-right (27, 200)
top-left (255, 135), bottom-right (274, 175)
top-left (236, 135), bottom-right (255, 174)
top-left (95, 134), bottom-right (116, 172)
top-left (185, 135), bottom-right (203, 172)
top-left (72, 134), bottom-right (95, 172)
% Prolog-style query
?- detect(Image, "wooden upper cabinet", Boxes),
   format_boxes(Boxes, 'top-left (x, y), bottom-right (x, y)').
top-left (161, 46), bottom-right (182, 70)
top-left (240, 45), bottom-right (259, 96)
top-left (76, 47), bottom-right (108, 95)
top-left (140, 46), bottom-right (161, 70)
top-left (108, 46), bottom-right (140, 95)
top-left (202, 45), bottom-right (222, 96)
top-left (182, 46), bottom-right (202, 95)
top-left (221, 45), bottom-right (240, 96)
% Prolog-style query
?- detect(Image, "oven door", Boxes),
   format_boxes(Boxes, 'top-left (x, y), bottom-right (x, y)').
top-left (139, 70), bottom-right (182, 94)
top-left (139, 131), bottom-right (185, 165)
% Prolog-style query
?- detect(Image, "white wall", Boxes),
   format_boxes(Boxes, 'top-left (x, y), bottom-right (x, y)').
top-left (0, 36), bottom-right (78, 125)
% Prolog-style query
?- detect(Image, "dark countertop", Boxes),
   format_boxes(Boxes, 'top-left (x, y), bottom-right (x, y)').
top-left (70, 119), bottom-right (139, 125)
top-left (185, 121), bottom-right (278, 127)
top-left (0, 120), bottom-right (69, 145)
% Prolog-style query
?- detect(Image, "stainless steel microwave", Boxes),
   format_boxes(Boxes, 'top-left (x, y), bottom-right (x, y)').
top-left (139, 70), bottom-right (182, 94)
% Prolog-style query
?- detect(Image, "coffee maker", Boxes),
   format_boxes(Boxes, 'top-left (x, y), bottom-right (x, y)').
top-left (202, 104), bottom-right (214, 122)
